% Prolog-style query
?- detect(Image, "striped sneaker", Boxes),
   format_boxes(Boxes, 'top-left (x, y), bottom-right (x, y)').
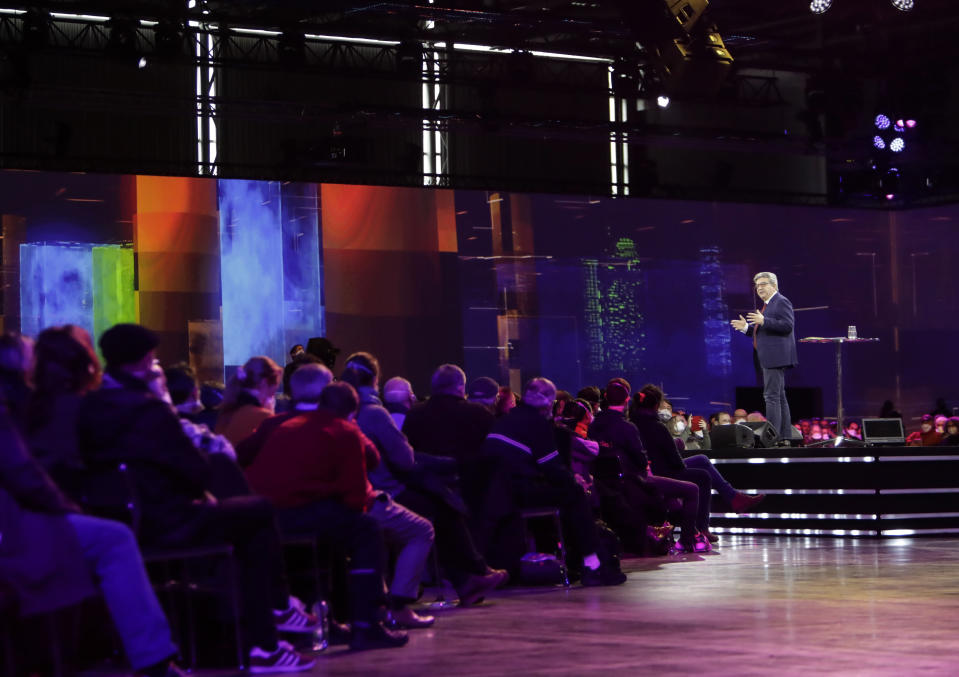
top-left (249, 641), bottom-right (316, 673)
top-left (274, 597), bottom-right (321, 634)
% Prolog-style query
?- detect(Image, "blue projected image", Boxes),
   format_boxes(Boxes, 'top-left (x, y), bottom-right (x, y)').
top-left (20, 243), bottom-right (94, 338)
top-left (218, 179), bottom-right (325, 369)
top-left (219, 180), bottom-right (286, 367)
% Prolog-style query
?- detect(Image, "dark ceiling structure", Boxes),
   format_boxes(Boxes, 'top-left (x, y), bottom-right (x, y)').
top-left (0, 1), bottom-right (957, 205)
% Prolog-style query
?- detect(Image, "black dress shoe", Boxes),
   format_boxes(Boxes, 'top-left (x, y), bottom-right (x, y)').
top-left (350, 621), bottom-right (409, 651)
top-left (581, 565), bottom-right (627, 587)
top-left (456, 572), bottom-right (500, 606)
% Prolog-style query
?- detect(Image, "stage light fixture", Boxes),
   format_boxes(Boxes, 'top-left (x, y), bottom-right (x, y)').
top-left (657, 95), bottom-right (670, 108)
top-left (873, 136), bottom-right (886, 150)
top-left (875, 114), bottom-right (890, 130)
top-left (894, 121), bottom-right (905, 132)
top-left (906, 119), bottom-right (917, 128)
top-left (892, 0), bottom-right (914, 11)
top-left (890, 137), bottom-right (905, 152)
top-left (810, 0), bottom-right (832, 13)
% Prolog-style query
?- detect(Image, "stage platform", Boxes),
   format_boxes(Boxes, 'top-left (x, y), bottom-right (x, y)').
top-left (706, 445), bottom-right (959, 536)
top-left (174, 535), bottom-right (959, 676)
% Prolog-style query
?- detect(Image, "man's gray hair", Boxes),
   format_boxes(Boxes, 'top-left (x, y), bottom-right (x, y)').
top-left (290, 363), bottom-right (334, 403)
top-left (431, 364), bottom-right (466, 396)
top-left (753, 271), bottom-right (778, 289)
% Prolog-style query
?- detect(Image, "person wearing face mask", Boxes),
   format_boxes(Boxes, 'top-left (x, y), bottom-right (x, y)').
top-left (939, 418), bottom-right (959, 446)
top-left (682, 415), bottom-right (711, 452)
top-left (907, 414), bottom-right (942, 446)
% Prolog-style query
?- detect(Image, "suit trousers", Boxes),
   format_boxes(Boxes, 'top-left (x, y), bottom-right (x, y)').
top-left (762, 366), bottom-right (792, 440)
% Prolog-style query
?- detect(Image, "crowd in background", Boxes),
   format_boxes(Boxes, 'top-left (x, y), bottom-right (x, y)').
top-left (7, 322), bottom-right (955, 674)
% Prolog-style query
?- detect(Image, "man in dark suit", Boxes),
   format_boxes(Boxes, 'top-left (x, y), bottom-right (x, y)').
top-left (731, 272), bottom-right (798, 440)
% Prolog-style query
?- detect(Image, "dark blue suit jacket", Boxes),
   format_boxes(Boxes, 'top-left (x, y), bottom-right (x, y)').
top-left (751, 292), bottom-right (798, 369)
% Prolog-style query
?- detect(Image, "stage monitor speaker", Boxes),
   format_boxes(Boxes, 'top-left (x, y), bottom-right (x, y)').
top-left (709, 423), bottom-right (755, 449)
top-left (742, 421), bottom-right (779, 448)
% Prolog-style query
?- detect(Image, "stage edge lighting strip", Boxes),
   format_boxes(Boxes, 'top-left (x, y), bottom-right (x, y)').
top-left (713, 527), bottom-right (874, 536)
top-left (880, 488), bottom-right (959, 494)
top-left (880, 512), bottom-right (959, 519)
top-left (712, 456), bottom-right (876, 464)
top-left (713, 512), bottom-right (877, 520)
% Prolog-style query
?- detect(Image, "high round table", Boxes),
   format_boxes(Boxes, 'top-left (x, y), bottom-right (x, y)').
top-left (798, 336), bottom-right (879, 431)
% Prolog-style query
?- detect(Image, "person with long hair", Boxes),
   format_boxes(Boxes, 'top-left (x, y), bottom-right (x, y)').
top-left (0, 331), bottom-right (34, 426)
top-left (630, 384), bottom-right (764, 544)
top-left (215, 356), bottom-right (282, 445)
top-left (25, 325), bottom-right (100, 485)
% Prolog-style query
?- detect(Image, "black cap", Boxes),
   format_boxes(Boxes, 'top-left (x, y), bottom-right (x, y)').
top-left (468, 376), bottom-right (499, 400)
top-left (99, 323), bottom-right (159, 367)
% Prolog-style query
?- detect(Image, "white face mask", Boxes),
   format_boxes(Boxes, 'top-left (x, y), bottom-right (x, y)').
top-left (674, 421), bottom-right (686, 433)
top-left (694, 430), bottom-right (704, 438)
top-left (658, 409), bottom-right (671, 421)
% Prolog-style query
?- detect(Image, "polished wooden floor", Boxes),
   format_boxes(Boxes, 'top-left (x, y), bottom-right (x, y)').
top-left (79, 535), bottom-right (959, 676)
top-left (296, 535), bottom-right (959, 676)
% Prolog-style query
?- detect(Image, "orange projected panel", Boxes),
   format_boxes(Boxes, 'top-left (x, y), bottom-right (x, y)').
top-left (134, 213), bottom-right (220, 254)
top-left (322, 184), bottom-right (440, 252)
top-left (436, 189), bottom-right (457, 253)
top-left (324, 249), bottom-right (442, 316)
top-left (135, 175), bottom-right (218, 217)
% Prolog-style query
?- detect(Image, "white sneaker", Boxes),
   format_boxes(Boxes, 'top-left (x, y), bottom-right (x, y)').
top-left (249, 640), bottom-right (316, 673)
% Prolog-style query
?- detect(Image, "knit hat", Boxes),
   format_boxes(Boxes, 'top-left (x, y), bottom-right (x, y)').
top-left (468, 376), bottom-right (500, 401)
top-left (99, 323), bottom-right (159, 367)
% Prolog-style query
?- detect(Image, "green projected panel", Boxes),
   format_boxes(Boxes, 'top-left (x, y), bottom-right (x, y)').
top-left (92, 245), bottom-right (136, 346)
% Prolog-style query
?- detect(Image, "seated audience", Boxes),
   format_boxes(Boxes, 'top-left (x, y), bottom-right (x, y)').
top-left (382, 376), bottom-right (417, 429)
top-left (339, 353), bottom-right (438, 627)
top-left (631, 384), bottom-right (765, 521)
top-left (77, 324), bottom-right (316, 671)
top-left (732, 408), bottom-right (748, 423)
top-left (940, 418), bottom-right (959, 446)
top-left (746, 411), bottom-right (766, 423)
top-left (907, 414), bottom-right (942, 446)
top-left (709, 411), bottom-right (732, 428)
top-left (403, 364), bottom-right (495, 468)
top-left (494, 386), bottom-right (517, 417)
top-left (245, 380), bottom-right (408, 650)
top-left (25, 326), bottom-right (100, 488)
top-left (215, 356), bottom-right (282, 445)
top-left (164, 363), bottom-right (219, 430)
top-left (588, 380), bottom-right (703, 552)
top-left (0, 330), bottom-right (33, 426)
top-left (576, 386), bottom-right (602, 414)
top-left (466, 376), bottom-right (500, 414)
top-left (480, 377), bottom-right (626, 586)
top-left (1, 405), bottom-right (185, 677)
top-left (235, 362), bottom-right (334, 468)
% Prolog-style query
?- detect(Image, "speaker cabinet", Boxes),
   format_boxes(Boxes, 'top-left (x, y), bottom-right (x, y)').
top-left (709, 423), bottom-right (756, 449)
top-left (742, 421), bottom-right (779, 448)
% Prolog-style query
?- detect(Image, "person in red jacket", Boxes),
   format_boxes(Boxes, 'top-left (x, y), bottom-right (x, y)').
top-left (246, 380), bottom-right (408, 651)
